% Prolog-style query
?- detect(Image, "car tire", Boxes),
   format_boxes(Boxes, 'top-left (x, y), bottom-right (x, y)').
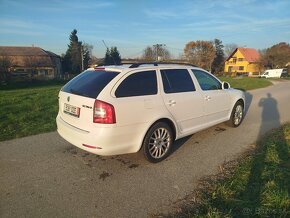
top-left (227, 101), bottom-right (244, 127)
top-left (142, 122), bottom-right (173, 163)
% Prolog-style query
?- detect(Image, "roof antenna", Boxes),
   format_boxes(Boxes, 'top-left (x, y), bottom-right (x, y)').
top-left (102, 40), bottom-right (116, 65)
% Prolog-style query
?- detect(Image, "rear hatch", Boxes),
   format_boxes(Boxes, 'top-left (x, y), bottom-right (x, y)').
top-left (58, 69), bottom-right (119, 131)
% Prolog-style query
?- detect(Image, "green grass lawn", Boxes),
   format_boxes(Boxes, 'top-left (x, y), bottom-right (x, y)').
top-left (0, 82), bottom-right (63, 141)
top-left (0, 76), bottom-right (274, 142)
top-left (170, 124), bottom-right (290, 217)
top-left (218, 77), bottom-right (273, 91)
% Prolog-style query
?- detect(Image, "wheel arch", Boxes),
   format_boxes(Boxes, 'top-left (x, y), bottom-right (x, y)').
top-left (237, 98), bottom-right (245, 108)
top-left (227, 97), bottom-right (245, 121)
top-left (138, 117), bottom-right (178, 152)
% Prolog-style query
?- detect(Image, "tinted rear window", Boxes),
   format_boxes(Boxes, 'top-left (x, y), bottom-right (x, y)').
top-left (115, 70), bottom-right (157, 98)
top-left (62, 70), bottom-right (119, 98)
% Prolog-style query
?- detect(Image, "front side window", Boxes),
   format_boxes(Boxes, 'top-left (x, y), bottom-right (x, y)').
top-left (192, 70), bottom-right (222, 91)
top-left (115, 70), bottom-right (157, 97)
top-left (160, 69), bottom-right (195, 94)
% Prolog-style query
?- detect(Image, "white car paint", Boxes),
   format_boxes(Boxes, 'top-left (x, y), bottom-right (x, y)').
top-left (56, 64), bottom-right (245, 157)
top-left (261, 68), bottom-right (287, 78)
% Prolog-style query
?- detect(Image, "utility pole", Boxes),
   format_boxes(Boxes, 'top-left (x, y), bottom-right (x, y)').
top-left (81, 45), bottom-right (84, 71)
top-left (153, 44), bottom-right (166, 61)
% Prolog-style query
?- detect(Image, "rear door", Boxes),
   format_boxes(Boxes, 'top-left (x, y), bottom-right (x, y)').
top-left (59, 70), bottom-right (119, 131)
top-left (160, 68), bottom-right (204, 134)
top-left (111, 70), bottom-right (164, 126)
top-left (191, 69), bottom-right (230, 124)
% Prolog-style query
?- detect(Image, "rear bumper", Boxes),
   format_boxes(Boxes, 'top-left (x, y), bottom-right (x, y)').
top-left (56, 114), bottom-right (147, 156)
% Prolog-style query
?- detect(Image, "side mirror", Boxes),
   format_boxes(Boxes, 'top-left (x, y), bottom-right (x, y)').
top-left (222, 81), bottom-right (230, 89)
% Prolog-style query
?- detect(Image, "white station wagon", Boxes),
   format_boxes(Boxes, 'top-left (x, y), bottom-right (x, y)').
top-left (56, 63), bottom-right (245, 163)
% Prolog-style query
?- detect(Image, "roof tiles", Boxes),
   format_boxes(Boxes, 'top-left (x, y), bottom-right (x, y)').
top-left (238, 48), bottom-right (260, 62)
top-left (226, 47), bottom-right (260, 63)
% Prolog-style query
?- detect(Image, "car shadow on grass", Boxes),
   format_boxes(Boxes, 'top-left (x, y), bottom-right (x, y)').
top-left (208, 93), bottom-right (289, 217)
top-left (240, 93), bottom-right (288, 215)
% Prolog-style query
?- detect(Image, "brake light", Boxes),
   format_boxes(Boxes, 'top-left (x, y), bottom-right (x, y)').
top-left (93, 100), bottom-right (116, 124)
top-left (94, 67), bottom-right (105, 70)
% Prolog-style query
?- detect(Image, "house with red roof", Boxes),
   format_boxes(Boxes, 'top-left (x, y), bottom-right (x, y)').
top-left (224, 48), bottom-right (261, 76)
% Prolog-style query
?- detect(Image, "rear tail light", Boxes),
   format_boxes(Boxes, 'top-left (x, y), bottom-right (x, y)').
top-left (93, 100), bottom-right (116, 124)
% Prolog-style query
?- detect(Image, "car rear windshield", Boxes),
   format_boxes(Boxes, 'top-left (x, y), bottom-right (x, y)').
top-left (62, 70), bottom-right (119, 98)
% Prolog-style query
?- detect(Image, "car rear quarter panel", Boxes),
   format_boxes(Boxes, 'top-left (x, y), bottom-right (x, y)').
top-left (96, 70), bottom-right (179, 152)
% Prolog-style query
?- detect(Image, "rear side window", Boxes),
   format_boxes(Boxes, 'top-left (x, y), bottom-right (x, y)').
top-left (192, 70), bottom-right (222, 91)
top-left (115, 70), bottom-right (157, 98)
top-left (62, 70), bottom-right (119, 98)
top-left (161, 69), bottom-right (195, 93)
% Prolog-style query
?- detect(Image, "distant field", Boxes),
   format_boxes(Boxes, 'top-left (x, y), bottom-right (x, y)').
top-left (218, 76), bottom-right (273, 91)
top-left (0, 81), bottom-right (63, 141)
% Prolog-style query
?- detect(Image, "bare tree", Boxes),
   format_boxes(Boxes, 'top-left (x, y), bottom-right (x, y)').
top-left (142, 46), bottom-right (171, 61)
top-left (0, 56), bottom-right (12, 83)
top-left (142, 46), bottom-right (155, 61)
top-left (224, 43), bottom-right (238, 58)
top-left (24, 56), bottom-right (48, 77)
top-left (184, 40), bottom-right (216, 71)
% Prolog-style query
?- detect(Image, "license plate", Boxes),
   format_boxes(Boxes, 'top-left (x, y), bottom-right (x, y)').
top-left (64, 103), bottom-right (80, 117)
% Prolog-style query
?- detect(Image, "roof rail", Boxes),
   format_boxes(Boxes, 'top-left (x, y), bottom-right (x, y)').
top-left (128, 62), bottom-right (197, 68)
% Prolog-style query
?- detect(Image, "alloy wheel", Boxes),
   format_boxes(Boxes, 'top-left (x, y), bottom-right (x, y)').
top-left (148, 127), bottom-right (171, 159)
top-left (234, 105), bottom-right (243, 125)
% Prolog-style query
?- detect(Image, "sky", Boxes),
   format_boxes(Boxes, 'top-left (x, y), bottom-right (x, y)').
top-left (0, 0), bottom-right (290, 58)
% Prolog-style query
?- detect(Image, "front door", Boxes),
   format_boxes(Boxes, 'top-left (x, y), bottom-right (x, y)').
top-left (159, 69), bottom-right (204, 134)
top-left (191, 70), bottom-right (230, 125)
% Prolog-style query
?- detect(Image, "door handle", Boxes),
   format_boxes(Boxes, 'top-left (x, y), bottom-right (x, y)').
top-left (205, 95), bottom-right (211, 101)
top-left (167, 100), bottom-right (176, 106)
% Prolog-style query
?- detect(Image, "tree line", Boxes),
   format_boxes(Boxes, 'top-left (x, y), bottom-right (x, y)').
top-left (182, 40), bottom-right (290, 74)
top-left (1, 28), bottom-right (289, 78)
top-left (60, 30), bottom-right (290, 75)
top-left (141, 39), bottom-right (233, 74)
top-left (62, 29), bottom-right (121, 74)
